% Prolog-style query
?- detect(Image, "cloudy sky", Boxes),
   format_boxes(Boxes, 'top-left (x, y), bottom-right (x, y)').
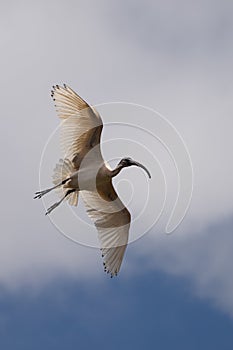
top-left (1, 0), bottom-right (233, 348)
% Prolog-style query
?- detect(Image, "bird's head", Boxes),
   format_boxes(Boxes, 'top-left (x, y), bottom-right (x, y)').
top-left (118, 157), bottom-right (151, 179)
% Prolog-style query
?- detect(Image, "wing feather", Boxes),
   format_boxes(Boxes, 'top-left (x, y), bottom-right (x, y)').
top-left (81, 185), bottom-right (131, 277)
top-left (51, 84), bottom-right (103, 165)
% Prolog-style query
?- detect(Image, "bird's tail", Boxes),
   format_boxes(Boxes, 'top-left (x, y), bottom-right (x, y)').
top-left (52, 158), bottom-right (78, 206)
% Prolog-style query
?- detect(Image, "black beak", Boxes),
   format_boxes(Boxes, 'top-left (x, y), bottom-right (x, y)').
top-left (130, 160), bottom-right (151, 179)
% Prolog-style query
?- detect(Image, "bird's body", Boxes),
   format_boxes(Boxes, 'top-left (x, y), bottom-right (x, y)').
top-left (35, 84), bottom-right (151, 277)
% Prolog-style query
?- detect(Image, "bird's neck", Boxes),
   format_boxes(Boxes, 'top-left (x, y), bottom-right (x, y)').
top-left (111, 164), bottom-right (124, 178)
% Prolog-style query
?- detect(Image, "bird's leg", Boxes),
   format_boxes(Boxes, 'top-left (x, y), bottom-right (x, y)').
top-left (45, 189), bottom-right (76, 215)
top-left (34, 178), bottom-right (70, 199)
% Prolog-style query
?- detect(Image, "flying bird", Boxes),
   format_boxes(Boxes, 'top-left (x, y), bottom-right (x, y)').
top-left (34, 84), bottom-right (151, 277)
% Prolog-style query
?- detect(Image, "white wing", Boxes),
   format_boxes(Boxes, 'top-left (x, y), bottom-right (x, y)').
top-left (81, 185), bottom-right (131, 277)
top-left (51, 84), bottom-right (103, 165)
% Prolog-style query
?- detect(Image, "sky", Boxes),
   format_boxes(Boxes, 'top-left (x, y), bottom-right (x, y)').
top-left (0, 0), bottom-right (233, 348)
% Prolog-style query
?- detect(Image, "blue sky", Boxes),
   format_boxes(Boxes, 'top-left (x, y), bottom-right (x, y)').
top-left (0, 0), bottom-right (233, 348)
top-left (1, 271), bottom-right (233, 350)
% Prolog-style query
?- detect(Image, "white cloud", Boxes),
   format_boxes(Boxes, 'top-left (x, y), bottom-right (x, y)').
top-left (0, 0), bottom-right (233, 317)
top-left (136, 216), bottom-right (233, 317)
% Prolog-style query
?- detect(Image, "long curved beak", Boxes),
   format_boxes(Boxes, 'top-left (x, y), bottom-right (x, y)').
top-left (131, 161), bottom-right (151, 179)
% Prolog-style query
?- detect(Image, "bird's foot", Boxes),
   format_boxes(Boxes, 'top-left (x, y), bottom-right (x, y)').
top-left (34, 189), bottom-right (50, 199)
top-left (45, 202), bottom-right (60, 215)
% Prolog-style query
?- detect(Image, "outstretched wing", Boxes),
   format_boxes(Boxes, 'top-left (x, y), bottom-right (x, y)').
top-left (51, 84), bottom-right (103, 167)
top-left (81, 184), bottom-right (131, 277)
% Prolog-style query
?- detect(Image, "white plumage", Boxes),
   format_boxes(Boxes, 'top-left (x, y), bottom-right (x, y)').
top-left (34, 84), bottom-right (151, 277)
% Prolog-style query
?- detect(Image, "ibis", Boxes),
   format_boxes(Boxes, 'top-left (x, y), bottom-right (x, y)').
top-left (34, 84), bottom-right (151, 277)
